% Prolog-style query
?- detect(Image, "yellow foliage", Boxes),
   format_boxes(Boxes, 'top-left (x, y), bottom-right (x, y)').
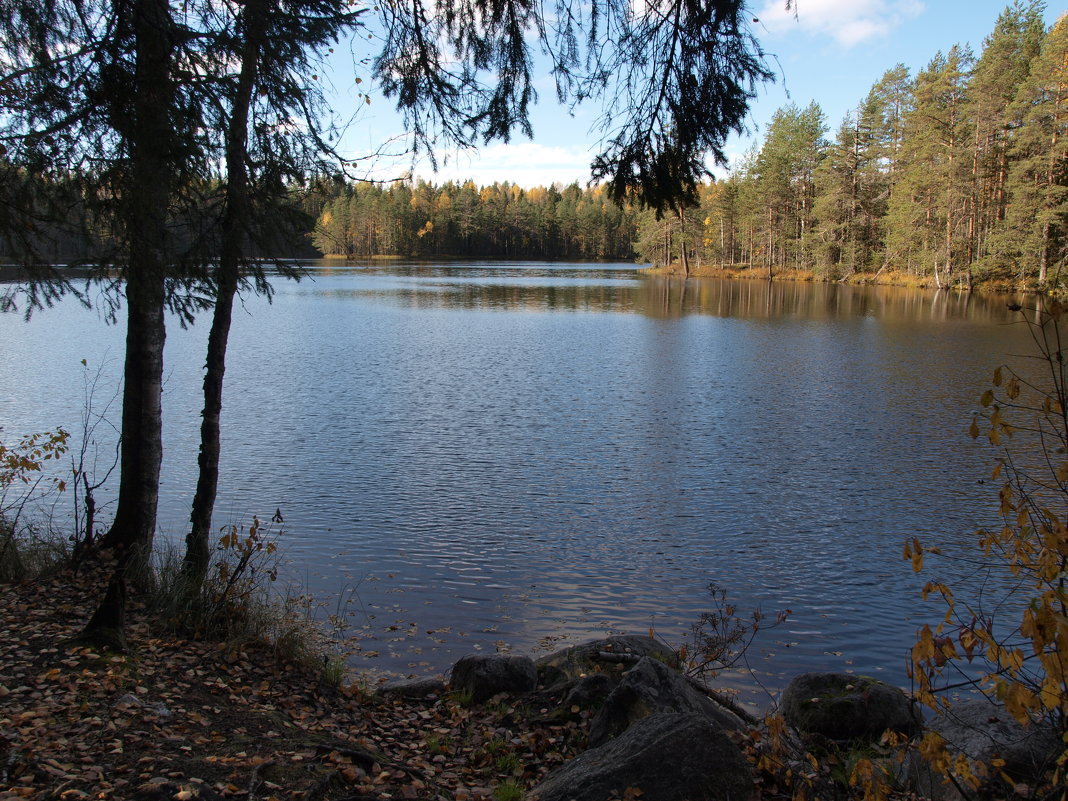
top-left (906, 304), bottom-right (1068, 796)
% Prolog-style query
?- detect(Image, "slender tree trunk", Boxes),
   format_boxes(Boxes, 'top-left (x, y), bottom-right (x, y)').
top-left (97, 0), bottom-right (172, 566)
top-left (101, 268), bottom-right (166, 561)
top-left (1040, 120), bottom-right (1060, 285)
top-left (185, 0), bottom-right (267, 584)
top-left (82, 0), bottom-right (174, 649)
top-left (945, 207), bottom-right (953, 286)
top-left (969, 112), bottom-right (980, 270)
top-left (1040, 221), bottom-right (1050, 284)
top-left (767, 208), bottom-right (773, 280)
top-left (678, 208), bottom-right (690, 277)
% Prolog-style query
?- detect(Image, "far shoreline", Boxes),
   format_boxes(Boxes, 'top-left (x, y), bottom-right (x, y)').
top-left (317, 254), bottom-right (1046, 296)
top-left (639, 262), bottom-right (1043, 295)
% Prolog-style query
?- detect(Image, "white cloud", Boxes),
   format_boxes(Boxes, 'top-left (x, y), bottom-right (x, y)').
top-left (408, 141), bottom-right (594, 188)
top-left (757, 0), bottom-right (924, 47)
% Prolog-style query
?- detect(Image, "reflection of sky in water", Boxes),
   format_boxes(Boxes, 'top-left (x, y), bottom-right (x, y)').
top-left (0, 261), bottom-right (1037, 710)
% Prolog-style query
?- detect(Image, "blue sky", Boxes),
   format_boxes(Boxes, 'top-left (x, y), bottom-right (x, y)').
top-left (335, 1), bottom-right (1065, 188)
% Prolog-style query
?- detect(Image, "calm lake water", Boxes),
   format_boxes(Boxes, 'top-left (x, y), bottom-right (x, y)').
top-left (0, 261), bottom-right (1038, 708)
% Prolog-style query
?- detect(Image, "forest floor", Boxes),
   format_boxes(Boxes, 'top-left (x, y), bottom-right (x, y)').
top-left (0, 562), bottom-right (590, 801)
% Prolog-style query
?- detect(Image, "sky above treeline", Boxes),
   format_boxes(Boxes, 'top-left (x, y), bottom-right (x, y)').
top-left (333, 1), bottom-right (1066, 188)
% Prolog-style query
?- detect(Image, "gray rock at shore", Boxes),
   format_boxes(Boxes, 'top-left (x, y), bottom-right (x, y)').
top-left (535, 635), bottom-right (678, 688)
top-left (902, 699), bottom-right (1062, 801)
top-left (449, 654), bottom-right (537, 703)
top-left (589, 656), bottom-right (747, 747)
top-left (530, 711), bottom-right (756, 801)
top-left (781, 672), bottom-right (919, 742)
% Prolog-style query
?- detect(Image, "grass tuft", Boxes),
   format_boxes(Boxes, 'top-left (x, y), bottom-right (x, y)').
top-left (146, 524), bottom-right (343, 678)
top-left (492, 778), bottom-right (524, 801)
top-left (0, 523), bottom-right (71, 583)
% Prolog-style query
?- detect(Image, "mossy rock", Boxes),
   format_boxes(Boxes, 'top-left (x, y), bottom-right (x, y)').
top-left (781, 672), bottom-right (918, 743)
top-left (536, 635), bottom-right (679, 688)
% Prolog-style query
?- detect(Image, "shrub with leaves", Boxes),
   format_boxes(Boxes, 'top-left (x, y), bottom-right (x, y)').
top-left (151, 516), bottom-right (332, 672)
top-left (905, 300), bottom-right (1068, 796)
top-left (0, 428), bottom-right (70, 580)
top-left (675, 582), bottom-right (791, 684)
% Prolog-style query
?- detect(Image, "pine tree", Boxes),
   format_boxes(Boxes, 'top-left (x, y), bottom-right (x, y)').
top-left (814, 114), bottom-right (863, 277)
top-left (886, 47), bottom-right (973, 285)
top-left (1001, 14), bottom-right (1068, 284)
top-left (751, 103), bottom-right (827, 276)
top-left (968, 1), bottom-right (1046, 279)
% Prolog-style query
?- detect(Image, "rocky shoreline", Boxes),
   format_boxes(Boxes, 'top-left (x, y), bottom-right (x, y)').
top-left (380, 635), bottom-right (1060, 801)
top-left (1, 569), bottom-right (1061, 801)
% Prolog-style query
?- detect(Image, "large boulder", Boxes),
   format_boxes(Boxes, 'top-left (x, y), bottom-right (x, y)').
top-left (780, 672), bottom-right (918, 743)
top-left (589, 656), bottom-right (746, 747)
top-left (530, 712), bottom-right (756, 801)
top-left (902, 700), bottom-right (1062, 801)
top-left (449, 654), bottom-right (537, 703)
top-left (536, 635), bottom-right (679, 688)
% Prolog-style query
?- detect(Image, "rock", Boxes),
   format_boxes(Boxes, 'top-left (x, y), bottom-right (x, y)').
top-left (589, 656), bottom-right (746, 747)
top-left (450, 654), bottom-right (537, 703)
top-left (375, 676), bottom-right (447, 701)
top-left (115, 692), bottom-right (172, 719)
top-left (780, 672), bottom-right (918, 742)
top-left (530, 712), bottom-right (756, 801)
top-left (536, 635), bottom-right (679, 688)
top-left (902, 700), bottom-right (1062, 801)
top-left (562, 673), bottom-right (615, 710)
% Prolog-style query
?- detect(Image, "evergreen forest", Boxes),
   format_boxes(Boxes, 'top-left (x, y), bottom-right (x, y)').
top-left (670, 2), bottom-right (1068, 288)
top-left (310, 181), bottom-right (640, 261)
top-left (3, 2), bottom-right (1066, 290)
top-left (312, 3), bottom-right (1068, 291)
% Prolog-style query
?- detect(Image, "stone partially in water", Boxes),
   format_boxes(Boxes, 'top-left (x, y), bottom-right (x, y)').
top-left (781, 672), bottom-right (918, 742)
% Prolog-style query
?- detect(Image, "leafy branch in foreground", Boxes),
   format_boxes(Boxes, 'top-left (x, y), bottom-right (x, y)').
top-left (675, 582), bottom-right (791, 685)
top-left (0, 428), bottom-right (70, 580)
top-left (905, 300), bottom-right (1068, 795)
top-left (151, 516), bottom-right (345, 681)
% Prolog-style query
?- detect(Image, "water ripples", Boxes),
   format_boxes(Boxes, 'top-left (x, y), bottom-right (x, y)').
top-left (0, 261), bottom-right (1037, 709)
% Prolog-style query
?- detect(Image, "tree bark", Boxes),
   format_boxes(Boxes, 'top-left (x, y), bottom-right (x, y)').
top-left (677, 208), bottom-right (690, 277)
top-left (185, 0), bottom-right (268, 584)
top-left (87, 0), bottom-right (174, 642)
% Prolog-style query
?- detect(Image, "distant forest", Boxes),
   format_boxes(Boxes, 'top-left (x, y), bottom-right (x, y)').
top-left (311, 181), bottom-right (639, 261)
top-left (4, 3), bottom-right (1065, 289)
top-left (314, 3), bottom-right (1068, 289)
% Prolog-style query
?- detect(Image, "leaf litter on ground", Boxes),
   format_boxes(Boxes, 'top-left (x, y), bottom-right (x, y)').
top-left (0, 563), bottom-right (589, 800)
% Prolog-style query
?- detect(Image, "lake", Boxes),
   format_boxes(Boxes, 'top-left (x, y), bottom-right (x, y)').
top-left (0, 261), bottom-right (1038, 709)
